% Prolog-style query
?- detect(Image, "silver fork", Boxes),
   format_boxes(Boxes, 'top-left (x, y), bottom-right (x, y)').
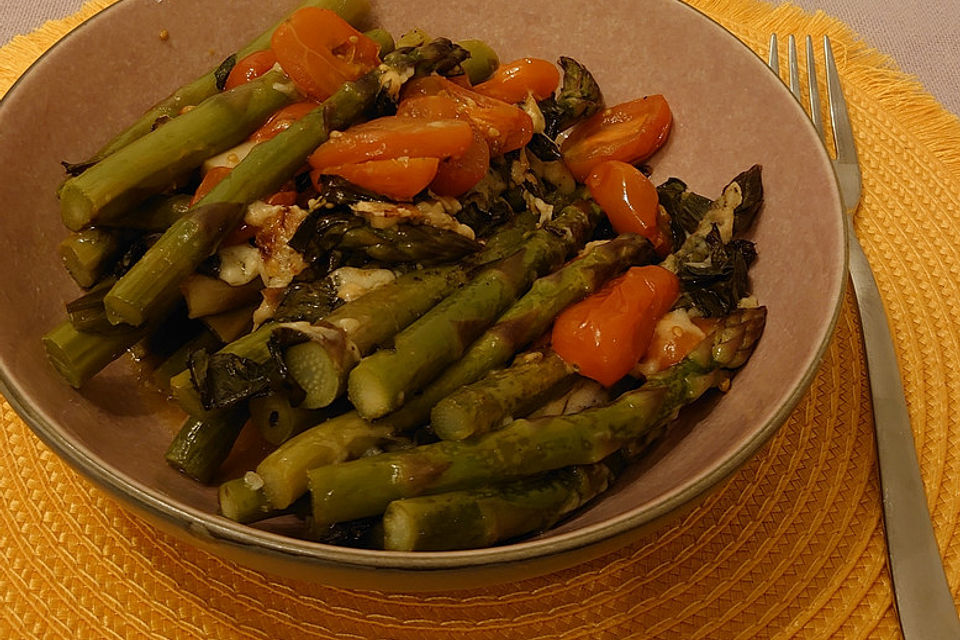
top-left (769, 34), bottom-right (960, 639)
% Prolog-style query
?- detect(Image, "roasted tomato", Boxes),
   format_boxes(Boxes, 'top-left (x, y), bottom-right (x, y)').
top-left (249, 102), bottom-right (319, 142)
top-left (313, 157), bottom-right (441, 201)
top-left (224, 50), bottom-right (278, 91)
top-left (472, 57), bottom-right (560, 104)
top-left (308, 116), bottom-right (474, 169)
top-left (587, 160), bottom-right (671, 256)
top-left (561, 95), bottom-right (672, 181)
top-left (270, 7), bottom-right (380, 101)
top-left (551, 265), bottom-right (680, 386)
top-left (401, 76), bottom-right (533, 156)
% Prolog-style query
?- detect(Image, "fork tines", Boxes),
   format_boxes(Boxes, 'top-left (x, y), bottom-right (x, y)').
top-left (768, 33), bottom-right (861, 211)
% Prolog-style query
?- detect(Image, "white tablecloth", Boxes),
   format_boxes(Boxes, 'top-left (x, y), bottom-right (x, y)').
top-left (1, 0), bottom-right (957, 114)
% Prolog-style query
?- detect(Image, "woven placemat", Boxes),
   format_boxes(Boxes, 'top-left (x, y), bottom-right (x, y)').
top-left (3, 1), bottom-right (960, 637)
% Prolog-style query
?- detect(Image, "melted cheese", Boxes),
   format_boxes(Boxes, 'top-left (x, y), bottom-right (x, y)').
top-left (329, 267), bottom-right (396, 302)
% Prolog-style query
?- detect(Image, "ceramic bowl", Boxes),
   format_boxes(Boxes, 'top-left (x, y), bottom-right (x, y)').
top-left (0, 0), bottom-right (845, 590)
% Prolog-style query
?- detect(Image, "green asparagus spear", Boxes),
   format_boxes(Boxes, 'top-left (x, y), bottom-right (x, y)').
top-left (284, 266), bottom-right (468, 408)
top-left (180, 273), bottom-right (263, 319)
top-left (109, 193), bottom-right (193, 232)
top-left (282, 212), bottom-right (538, 409)
top-left (101, 39), bottom-right (470, 329)
top-left (458, 39), bottom-right (500, 84)
top-left (347, 200), bottom-right (602, 419)
top-left (103, 202), bottom-right (246, 326)
top-left (382, 463), bottom-right (613, 551)
top-left (60, 68), bottom-right (298, 231)
top-left (308, 307), bottom-right (766, 525)
top-left (256, 410), bottom-right (394, 508)
top-left (431, 350), bottom-right (577, 439)
top-left (363, 27), bottom-right (395, 57)
top-left (58, 229), bottom-right (125, 289)
top-left (201, 305), bottom-right (256, 343)
top-left (42, 319), bottom-right (151, 388)
top-left (151, 328), bottom-right (223, 392)
top-left (164, 406), bottom-right (249, 484)
top-left (218, 474), bottom-right (277, 524)
top-left (69, 0), bottom-right (370, 170)
top-left (169, 322), bottom-right (277, 416)
top-left (249, 392), bottom-right (340, 445)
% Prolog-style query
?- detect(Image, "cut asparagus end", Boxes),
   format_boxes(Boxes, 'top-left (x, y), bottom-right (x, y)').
top-left (42, 319), bottom-right (144, 388)
top-left (164, 409), bottom-right (247, 484)
top-left (256, 412), bottom-right (393, 509)
top-left (285, 336), bottom-right (357, 409)
top-left (59, 183), bottom-right (97, 232)
top-left (347, 356), bottom-right (404, 419)
top-left (218, 474), bottom-right (276, 523)
top-left (58, 228), bottom-right (121, 288)
top-left (249, 393), bottom-right (328, 446)
top-left (170, 370), bottom-right (207, 417)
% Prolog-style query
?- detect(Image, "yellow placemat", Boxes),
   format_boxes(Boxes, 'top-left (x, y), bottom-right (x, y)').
top-left (3, 0), bottom-right (960, 637)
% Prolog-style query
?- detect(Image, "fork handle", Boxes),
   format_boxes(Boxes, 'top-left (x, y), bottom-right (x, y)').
top-left (847, 217), bottom-right (960, 638)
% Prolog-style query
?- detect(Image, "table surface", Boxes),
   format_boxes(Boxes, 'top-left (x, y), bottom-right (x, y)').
top-left (1, 0), bottom-right (959, 116)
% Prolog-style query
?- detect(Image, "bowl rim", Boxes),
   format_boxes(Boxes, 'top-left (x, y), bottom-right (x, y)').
top-left (0, 0), bottom-right (847, 572)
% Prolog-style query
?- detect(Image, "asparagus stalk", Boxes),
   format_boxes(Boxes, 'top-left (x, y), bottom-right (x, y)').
top-left (250, 214), bottom-right (618, 504)
top-left (103, 202), bottom-right (247, 326)
top-left (60, 68), bottom-right (298, 231)
top-left (151, 329), bottom-right (223, 392)
top-left (180, 274), bottom-right (263, 319)
top-left (101, 39), bottom-right (470, 329)
top-left (431, 350), bottom-right (577, 439)
top-left (58, 229), bottom-right (125, 289)
top-left (218, 474), bottom-right (276, 524)
top-left (170, 322), bottom-right (277, 416)
top-left (382, 463), bottom-right (613, 551)
top-left (285, 265), bottom-right (468, 408)
top-left (164, 406), bottom-right (249, 484)
top-left (308, 307), bottom-right (766, 525)
top-left (109, 193), bottom-right (193, 232)
top-left (69, 0), bottom-right (371, 170)
top-left (249, 392), bottom-right (340, 446)
top-left (255, 410), bottom-right (394, 509)
top-left (244, 230), bottom-right (637, 509)
top-left (42, 319), bottom-right (150, 388)
top-left (347, 200), bottom-right (602, 419)
top-left (201, 305), bottom-right (256, 343)
top-left (58, 195), bottom-right (192, 289)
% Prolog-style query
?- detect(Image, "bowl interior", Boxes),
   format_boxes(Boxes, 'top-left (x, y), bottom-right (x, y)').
top-left (0, 0), bottom-right (844, 573)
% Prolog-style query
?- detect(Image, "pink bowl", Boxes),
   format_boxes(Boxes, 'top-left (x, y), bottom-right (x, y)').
top-left (0, 0), bottom-right (845, 590)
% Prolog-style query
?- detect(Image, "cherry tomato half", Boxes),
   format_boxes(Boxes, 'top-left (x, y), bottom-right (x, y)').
top-left (561, 95), bottom-right (673, 181)
top-left (551, 265), bottom-right (679, 386)
top-left (270, 7), bottom-right (380, 101)
top-left (587, 160), bottom-right (671, 256)
top-left (224, 50), bottom-right (278, 91)
top-left (472, 57), bottom-right (560, 104)
top-left (313, 157), bottom-right (440, 201)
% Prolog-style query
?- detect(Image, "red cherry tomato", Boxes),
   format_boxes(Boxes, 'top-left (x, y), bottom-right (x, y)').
top-left (587, 160), bottom-right (671, 256)
top-left (224, 50), bottom-right (278, 91)
top-left (270, 8), bottom-right (380, 101)
top-left (313, 157), bottom-right (440, 201)
top-left (551, 265), bottom-right (680, 386)
top-left (190, 166), bottom-right (232, 206)
top-left (397, 95), bottom-right (491, 197)
top-left (472, 57), bottom-right (560, 104)
top-left (308, 116), bottom-right (474, 170)
top-left (249, 102), bottom-right (319, 142)
top-left (561, 95), bottom-right (673, 181)
top-left (401, 76), bottom-right (533, 156)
